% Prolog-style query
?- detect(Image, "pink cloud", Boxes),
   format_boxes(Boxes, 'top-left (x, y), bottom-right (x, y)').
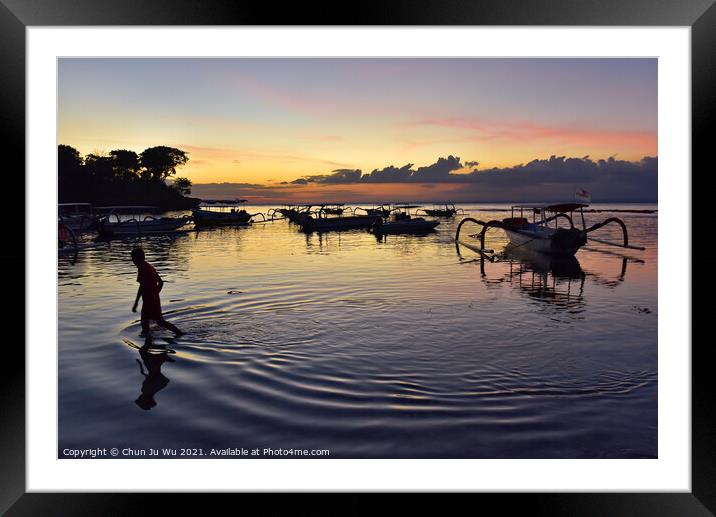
top-left (408, 118), bottom-right (657, 152)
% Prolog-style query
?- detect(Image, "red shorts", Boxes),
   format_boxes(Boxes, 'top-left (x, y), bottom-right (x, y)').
top-left (141, 296), bottom-right (163, 321)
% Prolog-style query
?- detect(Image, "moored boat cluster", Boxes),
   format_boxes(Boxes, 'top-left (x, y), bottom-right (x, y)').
top-left (59, 200), bottom-right (644, 258)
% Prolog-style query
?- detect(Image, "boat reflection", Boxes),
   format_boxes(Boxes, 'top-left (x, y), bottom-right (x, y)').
top-left (500, 246), bottom-right (587, 312)
top-left (304, 229), bottom-right (344, 252)
top-left (458, 243), bottom-right (631, 315)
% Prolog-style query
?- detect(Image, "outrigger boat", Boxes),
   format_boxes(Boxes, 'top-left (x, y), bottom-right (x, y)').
top-left (268, 204), bottom-right (314, 222)
top-left (192, 199), bottom-right (265, 227)
top-left (295, 205), bottom-right (381, 232)
top-left (353, 204), bottom-right (393, 218)
top-left (59, 203), bottom-right (98, 232)
top-left (370, 205), bottom-right (440, 235)
top-left (455, 202), bottom-right (644, 257)
top-left (416, 203), bottom-right (464, 218)
top-left (96, 206), bottom-right (191, 237)
top-left (320, 204), bottom-right (352, 216)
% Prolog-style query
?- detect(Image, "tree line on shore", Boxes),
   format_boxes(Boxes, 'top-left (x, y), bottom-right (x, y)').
top-left (58, 145), bottom-right (200, 209)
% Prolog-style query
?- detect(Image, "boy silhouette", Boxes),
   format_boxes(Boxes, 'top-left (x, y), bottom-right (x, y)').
top-left (131, 247), bottom-right (183, 336)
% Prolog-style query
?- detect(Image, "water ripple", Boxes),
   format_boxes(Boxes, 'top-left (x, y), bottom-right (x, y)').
top-left (60, 204), bottom-right (658, 458)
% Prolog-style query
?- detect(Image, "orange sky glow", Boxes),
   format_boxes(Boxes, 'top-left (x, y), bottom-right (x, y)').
top-left (59, 58), bottom-right (657, 202)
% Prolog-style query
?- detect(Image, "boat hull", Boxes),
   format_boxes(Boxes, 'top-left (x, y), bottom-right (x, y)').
top-left (423, 209), bottom-right (455, 217)
top-left (59, 215), bottom-right (98, 232)
top-left (372, 218), bottom-right (440, 234)
top-left (299, 215), bottom-right (381, 232)
top-left (192, 209), bottom-right (251, 227)
top-left (505, 228), bottom-right (586, 256)
top-left (98, 217), bottom-right (189, 236)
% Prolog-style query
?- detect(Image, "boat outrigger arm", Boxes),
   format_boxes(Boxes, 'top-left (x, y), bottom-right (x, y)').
top-left (416, 203), bottom-right (465, 217)
top-left (455, 203), bottom-right (645, 256)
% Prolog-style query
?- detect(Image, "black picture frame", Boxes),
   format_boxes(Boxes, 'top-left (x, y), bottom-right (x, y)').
top-left (2, 0), bottom-right (709, 513)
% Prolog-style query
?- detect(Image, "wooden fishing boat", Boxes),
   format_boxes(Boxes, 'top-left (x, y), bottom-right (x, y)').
top-left (456, 202), bottom-right (644, 257)
top-left (417, 203), bottom-right (464, 217)
top-left (96, 206), bottom-right (191, 237)
top-left (320, 204), bottom-right (352, 216)
top-left (192, 200), bottom-right (264, 227)
top-left (58, 203), bottom-right (98, 232)
top-left (353, 204), bottom-right (393, 218)
top-left (296, 205), bottom-right (381, 232)
top-left (370, 205), bottom-right (440, 235)
top-left (269, 204), bottom-right (314, 222)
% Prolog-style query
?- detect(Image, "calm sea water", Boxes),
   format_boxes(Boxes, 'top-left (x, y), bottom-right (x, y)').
top-left (58, 203), bottom-right (657, 458)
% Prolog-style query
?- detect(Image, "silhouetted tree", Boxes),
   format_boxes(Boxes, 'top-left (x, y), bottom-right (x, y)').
top-left (140, 146), bottom-right (189, 181)
top-left (84, 153), bottom-right (115, 182)
top-left (58, 144), bottom-right (83, 173)
top-left (58, 145), bottom-right (85, 199)
top-left (57, 144), bottom-right (199, 209)
top-left (172, 177), bottom-right (192, 195)
top-left (110, 149), bottom-right (141, 181)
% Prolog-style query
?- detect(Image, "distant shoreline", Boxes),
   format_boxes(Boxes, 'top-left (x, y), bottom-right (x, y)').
top-left (466, 208), bottom-right (657, 214)
top-left (188, 201), bottom-right (657, 215)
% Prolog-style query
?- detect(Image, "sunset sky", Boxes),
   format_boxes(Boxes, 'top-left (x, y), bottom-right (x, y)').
top-left (58, 58), bottom-right (657, 202)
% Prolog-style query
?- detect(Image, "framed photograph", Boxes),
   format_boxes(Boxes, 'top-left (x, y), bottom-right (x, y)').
top-left (4, 0), bottom-right (710, 512)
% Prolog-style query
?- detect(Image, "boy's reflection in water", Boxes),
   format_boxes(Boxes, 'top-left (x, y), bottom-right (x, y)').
top-left (135, 335), bottom-right (175, 410)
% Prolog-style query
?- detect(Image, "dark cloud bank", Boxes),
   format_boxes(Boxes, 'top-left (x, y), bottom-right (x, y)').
top-left (282, 155), bottom-right (657, 202)
top-left (193, 155), bottom-right (657, 203)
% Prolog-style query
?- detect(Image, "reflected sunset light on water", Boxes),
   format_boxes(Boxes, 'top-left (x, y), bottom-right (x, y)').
top-left (59, 204), bottom-right (657, 458)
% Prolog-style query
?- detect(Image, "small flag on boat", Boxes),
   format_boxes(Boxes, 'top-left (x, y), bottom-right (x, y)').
top-left (575, 187), bottom-right (591, 203)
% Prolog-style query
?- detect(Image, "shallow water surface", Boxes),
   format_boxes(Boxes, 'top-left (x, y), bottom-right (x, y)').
top-left (58, 204), bottom-right (657, 458)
